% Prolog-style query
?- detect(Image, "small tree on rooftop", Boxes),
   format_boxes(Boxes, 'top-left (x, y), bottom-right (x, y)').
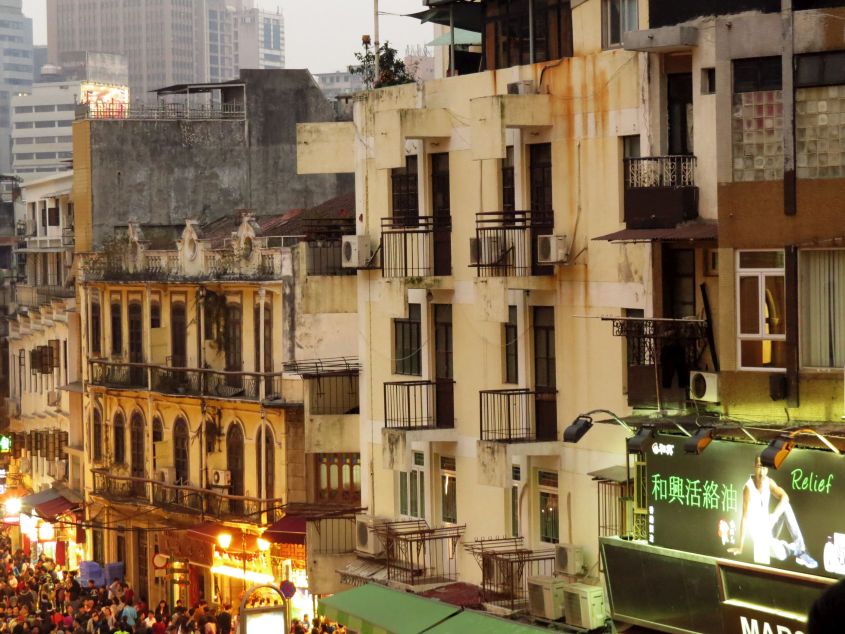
top-left (349, 39), bottom-right (415, 90)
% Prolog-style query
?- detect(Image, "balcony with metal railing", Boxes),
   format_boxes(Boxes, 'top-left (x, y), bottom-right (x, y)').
top-left (15, 284), bottom-right (76, 307)
top-left (624, 156), bottom-right (698, 229)
top-left (90, 468), bottom-right (285, 523)
top-left (472, 210), bottom-right (553, 277)
top-left (89, 360), bottom-right (302, 405)
top-left (381, 216), bottom-right (451, 278)
top-left (372, 520), bottom-right (466, 588)
top-left (76, 102), bottom-right (246, 121)
top-left (479, 388), bottom-right (558, 442)
top-left (384, 380), bottom-right (454, 431)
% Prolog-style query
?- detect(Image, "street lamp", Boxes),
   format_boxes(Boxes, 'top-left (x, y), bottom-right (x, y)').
top-left (562, 409), bottom-right (633, 443)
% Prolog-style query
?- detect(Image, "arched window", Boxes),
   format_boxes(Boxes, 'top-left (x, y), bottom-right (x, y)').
top-left (152, 417), bottom-right (163, 470)
top-left (173, 417), bottom-right (190, 485)
top-left (130, 412), bottom-right (144, 479)
top-left (255, 425), bottom-right (275, 500)
top-left (92, 408), bottom-right (103, 461)
top-left (113, 412), bottom-right (125, 464)
top-left (227, 423), bottom-right (245, 514)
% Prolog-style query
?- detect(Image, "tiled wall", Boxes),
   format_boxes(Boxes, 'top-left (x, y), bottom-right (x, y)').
top-left (796, 85), bottom-right (845, 179)
top-left (732, 90), bottom-right (784, 182)
top-left (732, 86), bottom-right (845, 181)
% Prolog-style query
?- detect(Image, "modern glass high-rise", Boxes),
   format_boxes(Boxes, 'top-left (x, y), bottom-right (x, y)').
top-left (48, 0), bottom-right (284, 97)
top-left (0, 0), bottom-right (33, 173)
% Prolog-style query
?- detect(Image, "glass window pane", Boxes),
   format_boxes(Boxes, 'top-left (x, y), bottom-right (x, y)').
top-left (738, 277), bottom-right (760, 335)
top-left (410, 470), bottom-right (418, 517)
top-left (764, 275), bottom-right (786, 335)
top-left (739, 251), bottom-right (784, 269)
top-left (511, 485), bottom-right (519, 537)
top-left (400, 472), bottom-right (408, 515)
top-left (419, 471), bottom-right (425, 519)
top-left (741, 340), bottom-right (787, 369)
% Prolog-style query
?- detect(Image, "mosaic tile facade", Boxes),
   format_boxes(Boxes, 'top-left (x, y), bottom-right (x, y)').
top-left (731, 90), bottom-right (784, 182)
top-left (796, 85), bottom-right (845, 179)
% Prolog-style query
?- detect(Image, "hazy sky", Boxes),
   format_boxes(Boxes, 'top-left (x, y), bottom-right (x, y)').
top-left (20, 0), bottom-right (434, 74)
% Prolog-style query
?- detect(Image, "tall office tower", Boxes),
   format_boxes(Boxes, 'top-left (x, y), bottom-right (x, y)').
top-left (48, 0), bottom-right (285, 97)
top-left (47, 0), bottom-right (209, 100)
top-left (207, 1), bottom-right (285, 83)
top-left (0, 1), bottom-right (33, 173)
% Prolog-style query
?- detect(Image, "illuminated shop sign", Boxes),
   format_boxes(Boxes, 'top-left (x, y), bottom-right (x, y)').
top-left (647, 436), bottom-right (843, 580)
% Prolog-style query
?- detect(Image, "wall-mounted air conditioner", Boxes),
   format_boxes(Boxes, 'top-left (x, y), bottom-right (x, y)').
top-left (555, 543), bottom-right (585, 576)
top-left (156, 467), bottom-right (176, 485)
top-left (536, 235), bottom-right (569, 264)
top-left (689, 371), bottom-right (719, 403)
top-left (211, 469), bottom-right (231, 487)
top-left (527, 575), bottom-right (568, 621)
top-left (507, 80), bottom-right (536, 95)
top-left (355, 514), bottom-right (386, 558)
top-left (341, 235), bottom-right (371, 269)
top-left (562, 582), bottom-right (606, 630)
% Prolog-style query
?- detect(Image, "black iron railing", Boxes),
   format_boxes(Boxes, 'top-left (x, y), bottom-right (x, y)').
top-left (305, 241), bottom-right (355, 276)
top-left (373, 520), bottom-right (466, 586)
top-left (473, 210), bottom-right (553, 277)
top-left (480, 388), bottom-right (558, 442)
top-left (624, 156), bottom-right (696, 189)
top-left (384, 380), bottom-right (454, 430)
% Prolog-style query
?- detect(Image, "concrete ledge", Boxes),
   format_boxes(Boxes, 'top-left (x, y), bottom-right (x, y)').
top-left (623, 26), bottom-right (698, 53)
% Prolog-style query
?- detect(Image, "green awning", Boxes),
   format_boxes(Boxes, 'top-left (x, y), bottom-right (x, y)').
top-left (428, 28), bottom-right (482, 47)
top-left (317, 584), bottom-right (460, 634)
top-left (425, 611), bottom-right (550, 634)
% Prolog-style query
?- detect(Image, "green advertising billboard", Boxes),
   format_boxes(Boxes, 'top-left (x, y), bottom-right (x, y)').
top-left (647, 435), bottom-right (843, 579)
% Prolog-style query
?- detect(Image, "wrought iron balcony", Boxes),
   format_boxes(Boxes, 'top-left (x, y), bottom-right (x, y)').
top-left (90, 361), bottom-right (300, 404)
top-left (304, 217), bottom-right (356, 276)
top-left (472, 210), bottom-right (553, 277)
top-left (90, 468), bottom-right (284, 523)
top-left (624, 156), bottom-right (698, 229)
top-left (480, 388), bottom-right (559, 442)
top-left (384, 380), bottom-right (454, 430)
top-left (372, 520), bottom-right (466, 587)
top-left (381, 215), bottom-right (451, 277)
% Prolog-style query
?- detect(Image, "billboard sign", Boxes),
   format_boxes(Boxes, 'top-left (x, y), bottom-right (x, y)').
top-left (647, 436), bottom-right (843, 579)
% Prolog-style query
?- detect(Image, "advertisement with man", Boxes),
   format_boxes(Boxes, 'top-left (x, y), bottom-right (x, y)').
top-left (647, 436), bottom-right (842, 579)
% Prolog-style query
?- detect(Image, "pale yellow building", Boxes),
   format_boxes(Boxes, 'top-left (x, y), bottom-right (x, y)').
top-left (297, 0), bottom-right (722, 608)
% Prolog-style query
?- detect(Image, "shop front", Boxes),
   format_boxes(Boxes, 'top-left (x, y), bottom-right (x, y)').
top-left (602, 434), bottom-right (836, 633)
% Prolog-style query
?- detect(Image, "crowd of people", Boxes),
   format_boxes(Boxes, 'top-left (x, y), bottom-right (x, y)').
top-left (0, 534), bottom-right (235, 634)
top-left (288, 615), bottom-right (345, 634)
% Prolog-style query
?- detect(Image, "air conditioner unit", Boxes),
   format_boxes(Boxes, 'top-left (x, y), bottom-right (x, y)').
top-left (536, 235), bottom-right (569, 264)
top-left (527, 575), bottom-right (568, 621)
top-left (470, 236), bottom-right (505, 266)
top-left (211, 469), bottom-right (231, 487)
top-left (156, 467), bottom-right (176, 485)
top-left (355, 514), bottom-right (386, 558)
top-left (689, 371), bottom-right (719, 403)
top-left (47, 391), bottom-right (60, 407)
top-left (562, 583), bottom-right (607, 630)
top-left (555, 543), bottom-right (585, 576)
top-left (507, 80), bottom-right (536, 95)
top-left (341, 235), bottom-right (371, 269)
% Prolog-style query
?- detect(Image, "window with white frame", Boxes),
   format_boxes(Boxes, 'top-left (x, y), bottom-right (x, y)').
top-left (399, 451), bottom-right (426, 519)
top-left (511, 466), bottom-right (521, 537)
top-left (603, 0), bottom-right (638, 49)
top-left (538, 470), bottom-right (559, 544)
top-left (800, 250), bottom-right (845, 368)
top-left (440, 456), bottom-right (457, 524)
top-left (736, 250), bottom-right (786, 370)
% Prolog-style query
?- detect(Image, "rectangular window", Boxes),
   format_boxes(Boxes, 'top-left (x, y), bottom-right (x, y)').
top-left (701, 67), bottom-right (716, 95)
top-left (538, 470), bottom-right (559, 544)
top-left (603, 0), bottom-right (638, 49)
top-left (502, 146), bottom-right (515, 213)
top-left (434, 304), bottom-right (453, 380)
top-left (733, 57), bottom-right (782, 93)
top-left (111, 300), bottom-right (122, 355)
top-left (316, 453), bottom-right (362, 502)
top-left (529, 143), bottom-right (552, 213)
top-left (440, 456), bottom-right (457, 524)
top-left (736, 250), bottom-right (786, 370)
top-left (92, 528), bottom-right (104, 564)
top-left (796, 52), bottom-right (845, 89)
top-left (91, 302), bottom-right (101, 356)
top-left (511, 465), bottom-right (521, 537)
top-left (504, 305), bottom-right (518, 384)
top-left (393, 303), bottom-right (422, 376)
top-left (399, 451), bottom-right (425, 519)
top-left (533, 307), bottom-right (556, 389)
top-left (391, 155), bottom-right (419, 224)
top-left (622, 134), bottom-right (641, 159)
top-left (800, 250), bottom-right (845, 368)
